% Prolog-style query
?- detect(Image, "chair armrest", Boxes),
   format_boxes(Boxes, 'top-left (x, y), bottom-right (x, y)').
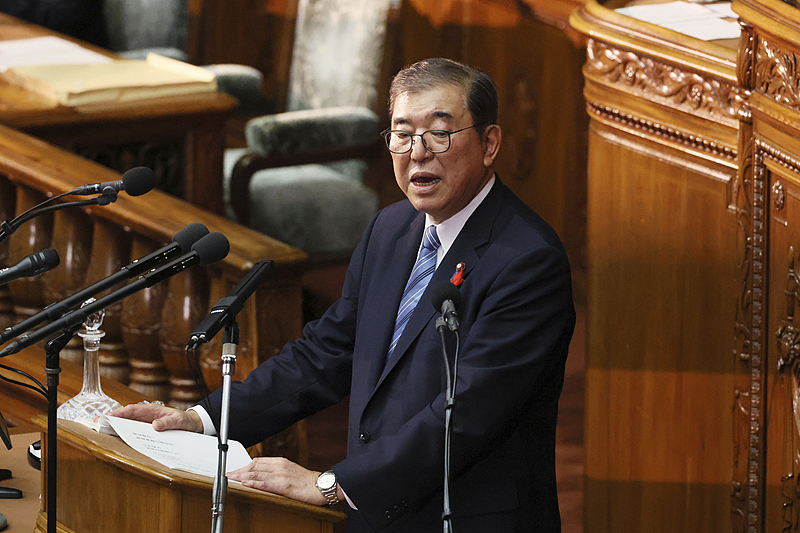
top-left (228, 107), bottom-right (381, 227)
top-left (245, 106), bottom-right (380, 158)
top-left (202, 64), bottom-right (264, 108)
top-left (229, 144), bottom-right (379, 227)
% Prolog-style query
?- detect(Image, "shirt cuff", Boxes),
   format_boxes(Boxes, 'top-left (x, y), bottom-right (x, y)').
top-left (187, 405), bottom-right (216, 435)
top-left (342, 488), bottom-right (357, 510)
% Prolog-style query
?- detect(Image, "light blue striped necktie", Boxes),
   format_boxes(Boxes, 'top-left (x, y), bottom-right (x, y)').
top-left (388, 225), bottom-right (441, 359)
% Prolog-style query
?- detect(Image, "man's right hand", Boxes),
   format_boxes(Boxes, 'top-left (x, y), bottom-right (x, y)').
top-left (110, 403), bottom-right (204, 433)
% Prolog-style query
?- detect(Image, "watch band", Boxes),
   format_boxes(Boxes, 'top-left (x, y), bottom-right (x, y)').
top-left (316, 470), bottom-right (340, 506)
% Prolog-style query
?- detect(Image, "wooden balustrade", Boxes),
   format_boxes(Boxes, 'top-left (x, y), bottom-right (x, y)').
top-left (0, 124), bottom-right (310, 464)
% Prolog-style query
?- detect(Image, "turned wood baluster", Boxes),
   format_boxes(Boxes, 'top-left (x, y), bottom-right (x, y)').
top-left (0, 175), bottom-right (15, 330)
top-left (159, 266), bottom-right (210, 409)
top-left (122, 235), bottom-right (170, 402)
top-left (41, 208), bottom-right (94, 364)
top-left (84, 219), bottom-right (132, 384)
top-left (7, 185), bottom-right (52, 323)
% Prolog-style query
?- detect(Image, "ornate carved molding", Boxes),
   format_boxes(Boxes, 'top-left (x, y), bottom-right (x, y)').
top-left (755, 36), bottom-right (800, 110)
top-left (586, 39), bottom-right (745, 123)
top-left (587, 101), bottom-right (737, 160)
top-left (732, 105), bottom-right (754, 533)
top-left (737, 21), bottom-right (755, 91)
top-left (745, 144), bottom-right (768, 533)
top-left (757, 139), bottom-right (800, 175)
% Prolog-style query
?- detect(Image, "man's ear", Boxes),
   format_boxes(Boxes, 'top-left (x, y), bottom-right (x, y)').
top-left (483, 124), bottom-right (502, 167)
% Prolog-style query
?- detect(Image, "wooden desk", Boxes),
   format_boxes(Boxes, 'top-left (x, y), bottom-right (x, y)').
top-left (570, 1), bottom-right (743, 532)
top-left (0, 13), bottom-right (237, 215)
top-left (32, 417), bottom-right (346, 533)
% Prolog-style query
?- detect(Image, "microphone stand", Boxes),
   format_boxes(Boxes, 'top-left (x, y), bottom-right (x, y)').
top-left (435, 317), bottom-right (458, 533)
top-left (43, 324), bottom-right (82, 533)
top-left (211, 320), bottom-right (238, 533)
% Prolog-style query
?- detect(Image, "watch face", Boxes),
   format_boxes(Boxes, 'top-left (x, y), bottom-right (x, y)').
top-left (318, 471), bottom-right (336, 490)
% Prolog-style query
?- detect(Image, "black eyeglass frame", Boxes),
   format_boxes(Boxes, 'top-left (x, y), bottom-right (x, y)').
top-left (380, 124), bottom-right (485, 154)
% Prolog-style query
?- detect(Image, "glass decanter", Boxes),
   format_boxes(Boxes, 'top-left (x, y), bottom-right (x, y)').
top-left (57, 299), bottom-right (122, 421)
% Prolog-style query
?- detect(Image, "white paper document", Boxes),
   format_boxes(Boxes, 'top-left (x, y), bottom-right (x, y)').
top-left (104, 415), bottom-right (253, 478)
top-left (0, 35), bottom-right (111, 72)
top-left (616, 2), bottom-right (741, 41)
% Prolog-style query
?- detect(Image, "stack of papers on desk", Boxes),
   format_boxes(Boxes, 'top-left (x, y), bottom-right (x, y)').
top-left (616, 1), bottom-right (740, 41)
top-left (0, 37), bottom-right (217, 107)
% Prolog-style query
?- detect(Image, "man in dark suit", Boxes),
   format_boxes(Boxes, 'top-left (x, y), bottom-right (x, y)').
top-left (115, 57), bottom-right (575, 532)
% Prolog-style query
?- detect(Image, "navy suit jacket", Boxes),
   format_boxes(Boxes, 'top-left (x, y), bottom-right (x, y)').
top-left (208, 178), bottom-right (575, 532)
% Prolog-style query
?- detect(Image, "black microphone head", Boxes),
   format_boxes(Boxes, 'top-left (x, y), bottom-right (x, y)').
top-left (192, 232), bottom-right (230, 265)
top-left (430, 280), bottom-right (461, 312)
top-left (121, 167), bottom-right (157, 197)
top-left (31, 248), bottom-right (61, 275)
top-left (172, 223), bottom-right (210, 253)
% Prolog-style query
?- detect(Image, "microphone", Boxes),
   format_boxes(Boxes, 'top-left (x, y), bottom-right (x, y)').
top-left (0, 249), bottom-right (60, 287)
top-left (68, 166), bottom-right (157, 197)
top-left (0, 231), bottom-right (230, 358)
top-left (430, 280), bottom-right (462, 532)
top-left (187, 260), bottom-right (274, 349)
top-left (0, 223), bottom-right (209, 344)
top-left (430, 280), bottom-right (461, 332)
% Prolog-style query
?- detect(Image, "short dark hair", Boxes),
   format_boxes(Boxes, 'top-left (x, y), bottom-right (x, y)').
top-left (388, 58), bottom-right (498, 135)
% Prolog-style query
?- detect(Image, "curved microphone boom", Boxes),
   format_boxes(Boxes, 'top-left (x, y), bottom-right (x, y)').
top-left (430, 280), bottom-right (462, 332)
top-left (0, 223), bottom-right (209, 344)
top-left (0, 249), bottom-right (60, 287)
top-left (0, 168), bottom-right (157, 245)
top-left (0, 231), bottom-right (230, 358)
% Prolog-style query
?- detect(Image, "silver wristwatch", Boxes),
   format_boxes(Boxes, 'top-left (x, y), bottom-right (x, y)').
top-left (316, 470), bottom-right (339, 506)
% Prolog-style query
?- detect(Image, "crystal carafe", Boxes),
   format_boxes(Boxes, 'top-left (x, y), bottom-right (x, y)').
top-left (56, 300), bottom-right (122, 421)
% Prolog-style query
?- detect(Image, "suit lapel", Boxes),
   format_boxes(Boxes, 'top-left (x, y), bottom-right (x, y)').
top-left (364, 213), bottom-right (426, 389)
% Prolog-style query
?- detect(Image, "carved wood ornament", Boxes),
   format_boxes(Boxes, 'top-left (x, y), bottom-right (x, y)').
top-left (585, 39), bottom-right (742, 160)
top-left (586, 39), bottom-right (744, 121)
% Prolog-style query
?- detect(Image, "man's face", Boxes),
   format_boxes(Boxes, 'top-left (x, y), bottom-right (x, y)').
top-left (390, 85), bottom-right (501, 224)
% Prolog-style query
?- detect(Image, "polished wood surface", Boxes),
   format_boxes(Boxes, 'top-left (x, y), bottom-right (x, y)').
top-left (573, 0), bottom-right (800, 531)
top-left (570, 1), bottom-right (745, 531)
top-left (729, 2), bottom-right (800, 531)
top-left (0, 12), bottom-right (237, 215)
top-left (0, 124), bottom-right (309, 463)
top-left (29, 417), bottom-right (345, 533)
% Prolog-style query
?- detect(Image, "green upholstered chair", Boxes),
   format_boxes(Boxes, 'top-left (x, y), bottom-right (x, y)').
top-left (224, 0), bottom-right (391, 259)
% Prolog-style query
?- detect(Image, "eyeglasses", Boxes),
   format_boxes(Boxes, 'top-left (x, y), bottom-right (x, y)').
top-left (381, 124), bottom-right (483, 154)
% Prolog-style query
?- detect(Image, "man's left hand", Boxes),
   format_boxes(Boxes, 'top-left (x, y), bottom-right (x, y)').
top-left (227, 457), bottom-right (328, 506)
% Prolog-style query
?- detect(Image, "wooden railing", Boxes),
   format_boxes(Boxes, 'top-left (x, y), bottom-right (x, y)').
top-left (0, 124), bottom-right (309, 462)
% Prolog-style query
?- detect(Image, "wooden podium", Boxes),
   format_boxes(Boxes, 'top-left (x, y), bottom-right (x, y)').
top-left (31, 416), bottom-right (346, 533)
top-left (571, 0), bottom-right (800, 532)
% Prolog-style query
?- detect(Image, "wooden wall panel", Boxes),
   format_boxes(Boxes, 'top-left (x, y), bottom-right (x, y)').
top-left (584, 123), bottom-right (738, 532)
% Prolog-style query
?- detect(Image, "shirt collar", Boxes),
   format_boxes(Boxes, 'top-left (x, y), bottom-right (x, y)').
top-left (424, 175), bottom-right (496, 265)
